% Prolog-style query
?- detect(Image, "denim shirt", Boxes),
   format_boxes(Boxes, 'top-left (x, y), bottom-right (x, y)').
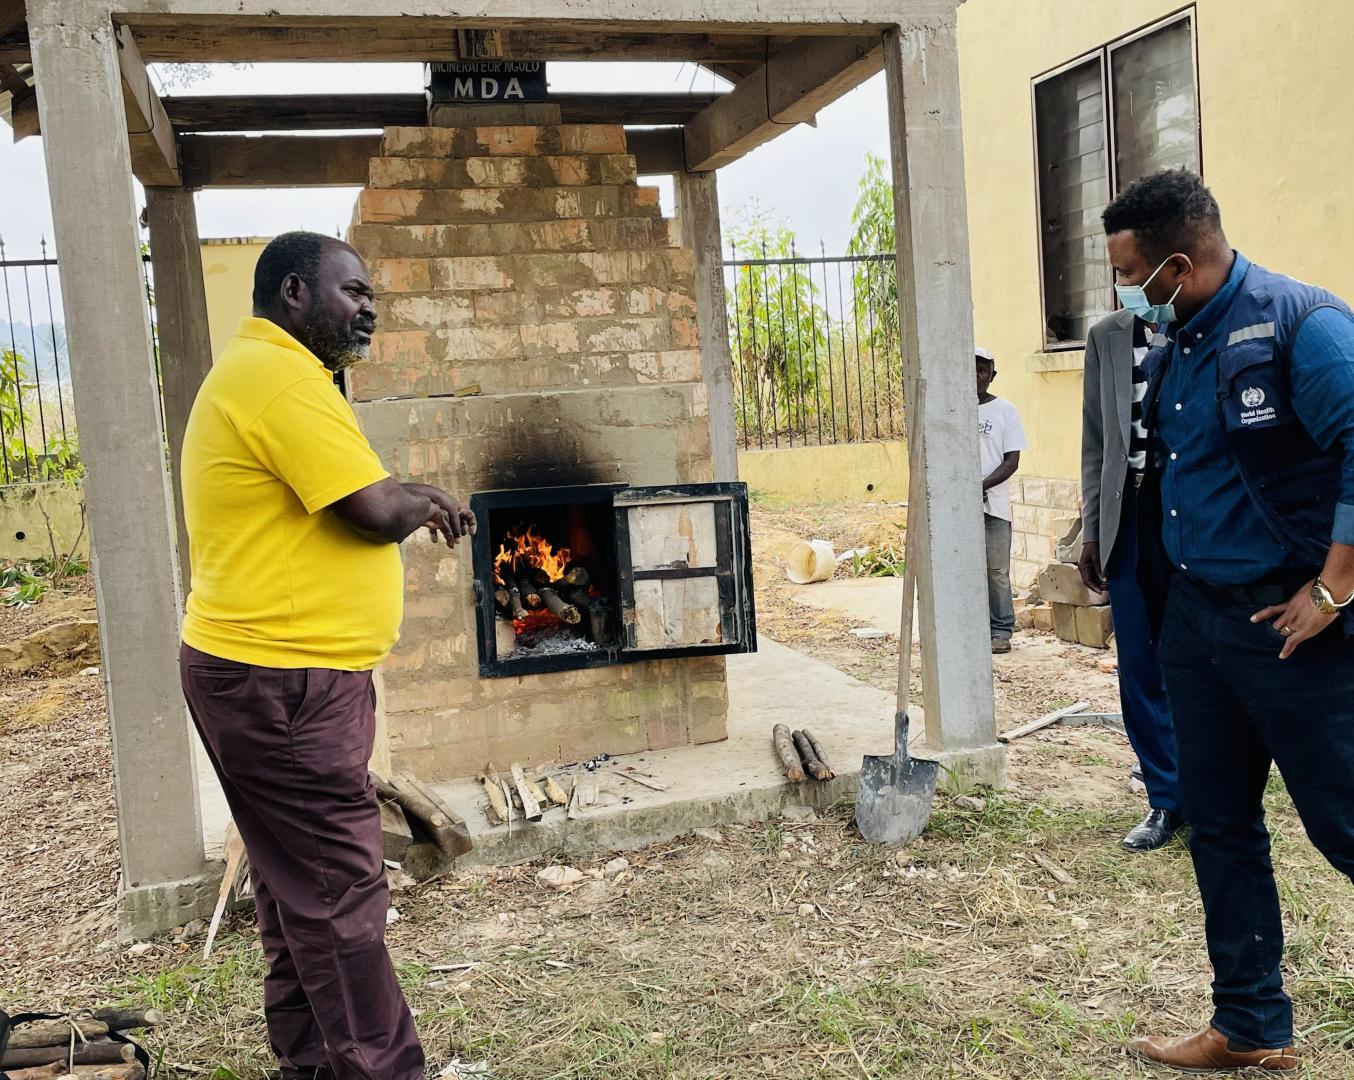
top-left (1157, 252), bottom-right (1354, 584)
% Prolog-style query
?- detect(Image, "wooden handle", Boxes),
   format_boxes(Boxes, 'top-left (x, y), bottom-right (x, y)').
top-left (896, 378), bottom-right (925, 715)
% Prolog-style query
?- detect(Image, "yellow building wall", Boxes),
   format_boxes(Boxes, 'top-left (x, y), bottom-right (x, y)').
top-left (739, 440), bottom-right (909, 505)
top-left (958, 0), bottom-right (1354, 483)
top-left (957, 0), bottom-right (1354, 581)
top-left (200, 237), bottom-right (269, 360)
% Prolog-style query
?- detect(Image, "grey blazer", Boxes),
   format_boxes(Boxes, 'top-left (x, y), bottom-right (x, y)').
top-left (1081, 308), bottom-right (1137, 565)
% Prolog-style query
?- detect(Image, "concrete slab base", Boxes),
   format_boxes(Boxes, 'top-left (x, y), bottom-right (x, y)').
top-left (788, 577), bottom-right (914, 637)
top-left (118, 869), bottom-right (222, 942)
top-left (406, 637), bottom-right (906, 876)
top-left (916, 742), bottom-right (1009, 792)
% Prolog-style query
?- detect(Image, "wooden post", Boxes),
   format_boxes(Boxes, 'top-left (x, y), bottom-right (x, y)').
top-left (145, 186), bottom-right (213, 596)
top-left (884, 21), bottom-right (1005, 786)
top-left (28, 0), bottom-right (208, 934)
top-left (675, 169), bottom-right (738, 482)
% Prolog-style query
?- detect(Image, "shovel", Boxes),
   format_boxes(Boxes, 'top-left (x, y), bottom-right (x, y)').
top-left (855, 380), bottom-right (939, 845)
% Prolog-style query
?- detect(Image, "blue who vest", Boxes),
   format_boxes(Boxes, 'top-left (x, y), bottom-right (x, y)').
top-left (1141, 261), bottom-right (1351, 569)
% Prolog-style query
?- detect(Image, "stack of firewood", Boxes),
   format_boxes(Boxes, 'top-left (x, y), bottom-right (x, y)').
top-left (477, 762), bottom-right (570, 825)
top-left (0, 1008), bottom-right (161, 1078)
top-left (771, 724), bottom-right (836, 782)
top-left (494, 565), bottom-right (613, 644)
top-left (373, 771), bottom-right (473, 866)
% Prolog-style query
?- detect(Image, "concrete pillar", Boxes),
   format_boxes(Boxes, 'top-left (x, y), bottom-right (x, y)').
top-left (145, 186), bottom-right (213, 596)
top-left (675, 169), bottom-right (739, 483)
top-left (28, 0), bottom-right (210, 935)
top-left (884, 23), bottom-right (1006, 787)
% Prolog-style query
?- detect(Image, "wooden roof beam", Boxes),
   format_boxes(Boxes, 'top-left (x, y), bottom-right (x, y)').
top-left (180, 128), bottom-right (685, 187)
top-left (115, 25), bottom-right (179, 184)
top-left (683, 33), bottom-right (882, 171)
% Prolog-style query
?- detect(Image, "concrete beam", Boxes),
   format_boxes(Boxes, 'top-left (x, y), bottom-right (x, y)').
top-left (115, 24), bottom-right (179, 185)
top-left (883, 23), bottom-right (1004, 785)
top-left (180, 128), bottom-right (686, 187)
top-left (27, 0), bottom-right (206, 926)
top-left (683, 34), bottom-right (882, 171)
top-left (125, 27), bottom-right (774, 63)
top-left (675, 170), bottom-right (738, 482)
top-left (145, 186), bottom-right (213, 594)
top-left (162, 91), bottom-right (723, 132)
top-left (113, 3), bottom-right (921, 30)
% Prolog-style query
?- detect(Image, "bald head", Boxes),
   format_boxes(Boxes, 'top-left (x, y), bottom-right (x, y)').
top-left (252, 231), bottom-right (376, 372)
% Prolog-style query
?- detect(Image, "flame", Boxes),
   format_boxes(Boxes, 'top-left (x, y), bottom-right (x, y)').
top-left (492, 523), bottom-right (572, 587)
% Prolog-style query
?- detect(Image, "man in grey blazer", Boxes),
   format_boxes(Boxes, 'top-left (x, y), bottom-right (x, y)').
top-left (1080, 309), bottom-right (1184, 851)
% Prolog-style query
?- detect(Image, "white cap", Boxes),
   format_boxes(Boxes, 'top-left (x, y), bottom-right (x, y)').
top-left (975, 348), bottom-right (996, 362)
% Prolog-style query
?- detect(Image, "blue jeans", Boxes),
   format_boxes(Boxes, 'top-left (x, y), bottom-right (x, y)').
top-left (985, 514), bottom-right (1014, 639)
top-left (1105, 485), bottom-right (1181, 812)
top-left (1157, 575), bottom-right (1354, 1047)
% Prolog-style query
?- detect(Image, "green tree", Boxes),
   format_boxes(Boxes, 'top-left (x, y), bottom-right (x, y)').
top-left (847, 153), bottom-right (901, 359)
top-left (724, 210), bottom-right (831, 443)
top-left (0, 349), bottom-right (81, 484)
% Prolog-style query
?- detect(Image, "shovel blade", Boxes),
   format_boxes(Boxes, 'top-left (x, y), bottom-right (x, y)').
top-left (854, 712), bottom-right (940, 845)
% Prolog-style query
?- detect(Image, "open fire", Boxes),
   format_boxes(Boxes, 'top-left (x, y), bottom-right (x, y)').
top-left (490, 522), bottom-right (612, 653)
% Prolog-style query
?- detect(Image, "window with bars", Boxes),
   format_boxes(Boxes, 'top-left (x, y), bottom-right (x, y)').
top-left (1033, 12), bottom-right (1200, 348)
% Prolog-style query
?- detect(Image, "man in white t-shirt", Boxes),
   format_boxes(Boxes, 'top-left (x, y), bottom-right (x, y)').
top-left (977, 349), bottom-right (1029, 653)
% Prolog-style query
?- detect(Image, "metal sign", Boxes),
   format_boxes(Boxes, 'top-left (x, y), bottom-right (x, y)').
top-left (428, 61), bottom-right (547, 104)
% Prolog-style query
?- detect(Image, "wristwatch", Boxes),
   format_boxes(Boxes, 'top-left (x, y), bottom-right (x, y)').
top-left (1311, 577), bottom-right (1354, 615)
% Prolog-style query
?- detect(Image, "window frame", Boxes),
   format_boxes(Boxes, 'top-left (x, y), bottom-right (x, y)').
top-left (1030, 7), bottom-right (1202, 351)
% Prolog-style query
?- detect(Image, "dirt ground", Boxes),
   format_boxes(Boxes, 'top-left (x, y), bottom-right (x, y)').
top-left (1, 508), bottom-right (1351, 1079)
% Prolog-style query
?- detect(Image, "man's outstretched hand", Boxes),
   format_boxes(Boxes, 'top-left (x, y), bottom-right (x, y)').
top-left (408, 484), bottom-right (476, 547)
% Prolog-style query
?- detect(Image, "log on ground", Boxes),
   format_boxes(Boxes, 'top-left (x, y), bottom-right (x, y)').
top-left (772, 723), bottom-right (806, 782)
top-left (1, 1040), bottom-right (135, 1069)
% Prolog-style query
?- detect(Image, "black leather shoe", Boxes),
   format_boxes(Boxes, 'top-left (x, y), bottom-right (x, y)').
top-left (1121, 808), bottom-right (1185, 852)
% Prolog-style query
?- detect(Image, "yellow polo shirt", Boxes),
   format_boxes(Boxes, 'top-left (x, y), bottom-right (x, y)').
top-left (180, 317), bottom-right (404, 670)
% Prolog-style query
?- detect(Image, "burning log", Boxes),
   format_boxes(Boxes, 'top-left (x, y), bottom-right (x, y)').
top-left (516, 576), bottom-right (543, 609)
top-left (493, 586), bottom-right (511, 612)
top-left (538, 586), bottom-right (581, 625)
top-left (506, 586), bottom-right (528, 620)
top-left (562, 565), bottom-right (590, 588)
top-left (587, 601), bottom-right (614, 645)
top-left (792, 729), bottom-right (835, 781)
top-left (772, 723), bottom-right (806, 782)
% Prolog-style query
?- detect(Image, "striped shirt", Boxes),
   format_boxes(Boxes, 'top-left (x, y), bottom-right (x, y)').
top-left (1128, 316), bottom-right (1151, 475)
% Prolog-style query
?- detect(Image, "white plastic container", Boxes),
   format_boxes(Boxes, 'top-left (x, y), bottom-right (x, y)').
top-left (786, 539), bottom-right (837, 584)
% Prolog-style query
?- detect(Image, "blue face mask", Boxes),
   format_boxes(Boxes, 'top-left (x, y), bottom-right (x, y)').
top-left (1115, 256), bottom-right (1183, 324)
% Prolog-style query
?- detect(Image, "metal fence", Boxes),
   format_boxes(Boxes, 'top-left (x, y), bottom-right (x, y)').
top-left (723, 245), bottom-right (904, 449)
top-left (0, 240), bottom-right (157, 487)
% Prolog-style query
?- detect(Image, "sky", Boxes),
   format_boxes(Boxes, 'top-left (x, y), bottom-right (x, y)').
top-left (0, 61), bottom-right (893, 262)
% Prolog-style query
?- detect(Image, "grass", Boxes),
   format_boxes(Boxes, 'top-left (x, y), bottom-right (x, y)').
top-left (56, 783), bottom-right (1348, 1080)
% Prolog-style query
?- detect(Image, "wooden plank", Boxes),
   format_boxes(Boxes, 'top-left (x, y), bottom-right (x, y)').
top-left (180, 129), bottom-right (683, 187)
top-left (125, 25), bottom-right (775, 63)
top-left (683, 34), bottom-right (882, 171)
top-left (997, 701), bottom-right (1092, 744)
top-left (115, 24), bottom-right (179, 184)
top-left (161, 91), bottom-right (723, 132)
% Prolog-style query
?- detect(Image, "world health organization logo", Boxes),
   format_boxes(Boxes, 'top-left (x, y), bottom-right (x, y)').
top-left (1241, 386), bottom-right (1266, 408)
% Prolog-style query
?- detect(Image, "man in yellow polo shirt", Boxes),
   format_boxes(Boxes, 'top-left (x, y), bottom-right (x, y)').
top-left (179, 231), bottom-right (472, 1080)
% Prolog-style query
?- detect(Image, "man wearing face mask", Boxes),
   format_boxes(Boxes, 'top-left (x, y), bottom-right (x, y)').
top-left (178, 232), bottom-right (474, 1080)
top-left (1102, 171), bottom-right (1354, 1074)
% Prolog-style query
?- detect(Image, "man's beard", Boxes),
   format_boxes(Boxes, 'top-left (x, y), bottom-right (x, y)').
top-left (299, 308), bottom-right (373, 373)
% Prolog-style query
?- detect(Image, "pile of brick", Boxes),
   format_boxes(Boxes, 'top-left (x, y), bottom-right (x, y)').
top-left (1033, 520), bottom-right (1114, 650)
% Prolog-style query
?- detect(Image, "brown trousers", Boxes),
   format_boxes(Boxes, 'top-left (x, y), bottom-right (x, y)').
top-left (180, 644), bottom-right (425, 1080)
